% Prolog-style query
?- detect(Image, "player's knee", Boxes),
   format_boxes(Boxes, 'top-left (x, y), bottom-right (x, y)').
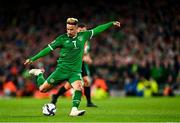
top-left (39, 81), bottom-right (53, 93)
top-left (64, 83), bottom-right (71, 90)
top-left (74, 84), bottom-right (82, 91)
top-left (39, 86), bottom-right (48, 93)
top-left (73, 82), bottom-right (83, 91)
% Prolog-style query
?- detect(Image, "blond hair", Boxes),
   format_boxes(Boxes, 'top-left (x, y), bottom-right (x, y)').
top-left (67, 18), bottom-right (78, 25)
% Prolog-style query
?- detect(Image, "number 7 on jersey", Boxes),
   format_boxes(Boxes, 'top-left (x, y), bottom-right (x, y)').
top-left (72, 41), bottom-right (77, 48)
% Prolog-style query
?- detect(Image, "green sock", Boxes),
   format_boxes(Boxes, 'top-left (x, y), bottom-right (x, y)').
top-left (72, 90), bottom-right (82, 108)
top-left (37, 73), bottom-right (45, 87)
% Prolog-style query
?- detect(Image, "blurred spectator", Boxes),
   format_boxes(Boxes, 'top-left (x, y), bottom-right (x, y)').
top-left (0, 0), bottom-right (179, 97)
top-left (91, 75), bottom-right (109, 99)
top-left (136, 77), bottom-right (158, 97)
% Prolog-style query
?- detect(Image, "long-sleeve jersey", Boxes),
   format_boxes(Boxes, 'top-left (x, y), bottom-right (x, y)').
top-left (29, 21), bottom-right (114, 72)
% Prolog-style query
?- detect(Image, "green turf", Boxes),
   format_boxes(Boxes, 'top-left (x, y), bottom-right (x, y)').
top-left (0, 96), bottom-right (180, 122)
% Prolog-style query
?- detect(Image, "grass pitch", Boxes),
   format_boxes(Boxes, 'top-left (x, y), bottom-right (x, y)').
top-left (0, 96), bottom-right (180, 122)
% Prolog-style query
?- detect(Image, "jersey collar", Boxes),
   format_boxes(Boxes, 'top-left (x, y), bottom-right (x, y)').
top-left (67, 33), bottom-right (77, 39)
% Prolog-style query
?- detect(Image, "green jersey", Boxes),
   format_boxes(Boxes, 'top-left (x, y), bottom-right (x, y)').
top-left (48, 30), bottom-right (93, 72)
top-left (29, 21), bottom-right (114, 73)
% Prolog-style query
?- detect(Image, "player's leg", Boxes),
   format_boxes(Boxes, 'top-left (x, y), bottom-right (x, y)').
top-left (69, 73), bottom-right (85, 116)
top-left (29, 69), bottom-right (54, 92)
top-left (70, 80), bottom-right (85, 116)
top-left (83, 76), bottom-right (97, 107)
top-left (39, 81), bottom-right (53, 92)
top-left (29, 69), bottom-right (45, 87)
top-left (29, 68), bottom-right (66, 93)
top-left (82, 62), bottom-right (97, 107)
top-left (51, 82), bottom-right (71, 104)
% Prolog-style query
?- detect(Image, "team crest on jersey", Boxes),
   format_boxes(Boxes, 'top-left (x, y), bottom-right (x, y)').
top-left (50, 78), bottom-right (55, 83)
top-left (77, 36), bottom-right (83, 41)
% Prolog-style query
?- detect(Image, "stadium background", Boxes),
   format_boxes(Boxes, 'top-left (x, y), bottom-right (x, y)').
top-left (0, 0), bottom-right (179, 98)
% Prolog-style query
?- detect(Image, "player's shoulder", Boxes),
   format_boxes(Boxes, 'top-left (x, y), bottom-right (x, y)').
top-left (78, 30), bottom-right (92, 35)
top-left (56, 33), bottom-right (68, 40)
top-left (58, 33), bottom-right (67, 38)
top-left (78, 31), bottom-right (86, 34)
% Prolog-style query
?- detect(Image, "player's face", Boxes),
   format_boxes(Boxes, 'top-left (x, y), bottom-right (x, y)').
top-left (78, 27), bottom-right (86, 32)
top-left (66, 24), bottom-right (78, 37)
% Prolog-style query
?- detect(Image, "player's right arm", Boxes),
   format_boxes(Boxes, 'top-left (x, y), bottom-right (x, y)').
top-left (91, 21), bottom-right (120, 37)
top-left (24, 35), bottom-right (63, 65)
top-left (83, 21), bottom-right (120, 41)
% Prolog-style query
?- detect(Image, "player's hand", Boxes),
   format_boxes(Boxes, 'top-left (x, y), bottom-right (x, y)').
top-left (113, 21), bottom-right (120, 27)
top-left (24, 59), bottom-right (32, 65)
top-left (83, 55), bottom-right (92, 64)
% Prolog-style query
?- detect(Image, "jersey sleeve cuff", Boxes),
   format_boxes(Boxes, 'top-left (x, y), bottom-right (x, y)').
top-left (48, 44), bottom-right (54, 51)
top-left (90, 30), bottom-right (94, 39)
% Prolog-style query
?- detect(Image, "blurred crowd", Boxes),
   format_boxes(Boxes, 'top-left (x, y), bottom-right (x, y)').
top-left (0, 0), bottom-right (179, 97)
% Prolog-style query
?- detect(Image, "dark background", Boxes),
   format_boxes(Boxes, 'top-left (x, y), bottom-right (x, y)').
top-left (0, 0), bottom-right (179, 97)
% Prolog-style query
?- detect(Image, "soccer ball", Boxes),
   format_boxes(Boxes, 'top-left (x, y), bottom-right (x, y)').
top-left (42, 103), bottom-right (56, 116)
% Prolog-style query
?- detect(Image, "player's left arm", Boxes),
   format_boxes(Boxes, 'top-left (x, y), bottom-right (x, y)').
top-left (24, 35), bottom-right (63, 65)
top-left (89, 21), bottom-right (120, 38)
top-left (24, 46), bottom-right (52, 65)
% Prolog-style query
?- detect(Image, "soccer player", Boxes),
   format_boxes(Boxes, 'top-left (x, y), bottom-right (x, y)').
top-left (50, 23), bottom-right (97, 107)
top-left (24, 18), bottom-right (120, 116)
